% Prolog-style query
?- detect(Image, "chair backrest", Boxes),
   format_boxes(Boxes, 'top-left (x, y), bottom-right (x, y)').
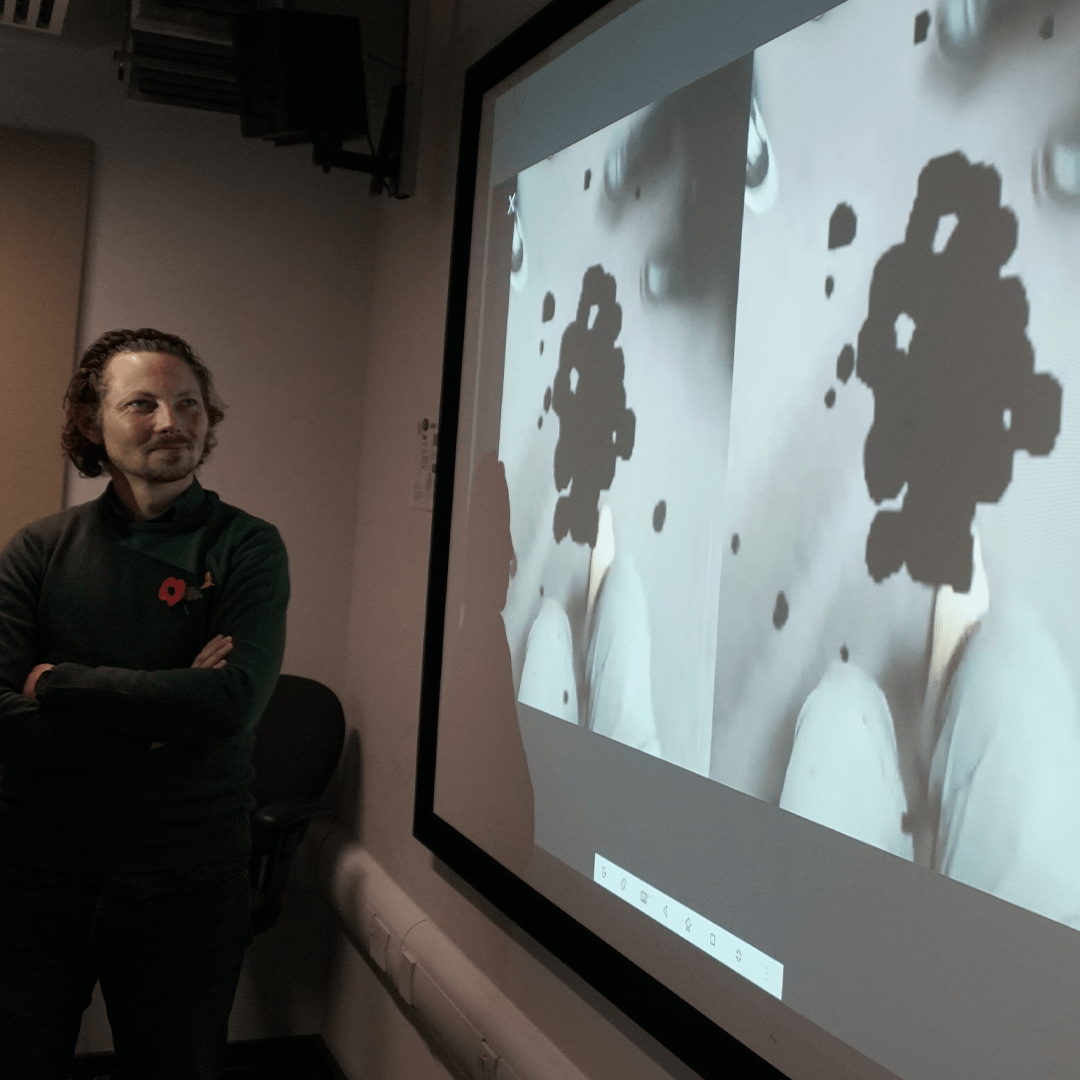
top-left (249, 673), bottom-right (346, 809)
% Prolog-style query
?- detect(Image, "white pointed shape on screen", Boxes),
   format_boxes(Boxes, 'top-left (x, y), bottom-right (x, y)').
top-left (919, 527), bottom-right (990, 778)
top-left (894, 312), bottom-right (916, 353)
top-left (932, 213), bottom-right (959, 254)
top-left (779, 662), bottom-right (913, 860)
top-left (928, 599), bottom-right (1080, 929)
top-left (518, 598), bottom-right (579, 724)
top-left (586, 503), bottom-right (615, 632)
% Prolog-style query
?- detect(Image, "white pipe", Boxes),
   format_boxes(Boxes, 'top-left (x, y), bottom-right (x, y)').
top-left (308, 823), bottom-right (592, 1080)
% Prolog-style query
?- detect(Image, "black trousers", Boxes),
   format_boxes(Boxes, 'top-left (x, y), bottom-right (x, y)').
top-left (0, 857), bottom-right (253, 1080)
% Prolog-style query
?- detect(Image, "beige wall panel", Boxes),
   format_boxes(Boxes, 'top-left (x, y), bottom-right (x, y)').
top-left (0, 126), bottom-right (91, 549)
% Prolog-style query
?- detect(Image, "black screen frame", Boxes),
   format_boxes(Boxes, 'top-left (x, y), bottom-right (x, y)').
top-left (412, 0), bottom-right (787, 1077)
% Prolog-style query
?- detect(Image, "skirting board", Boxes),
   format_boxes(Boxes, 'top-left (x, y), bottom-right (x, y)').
top-left (308, 823), bottom-right (590, 1080)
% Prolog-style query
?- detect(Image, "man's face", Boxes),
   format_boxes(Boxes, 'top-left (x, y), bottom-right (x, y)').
top-left (88, 351), bottom-right (209, 485)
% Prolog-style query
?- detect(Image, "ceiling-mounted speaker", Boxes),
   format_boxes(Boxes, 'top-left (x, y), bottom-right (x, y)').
top-left (232, 9), bottom-right (368, 141)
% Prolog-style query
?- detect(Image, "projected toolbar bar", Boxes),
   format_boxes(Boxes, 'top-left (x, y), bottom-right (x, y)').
top-left (594, 854), bottom-right (783, 1000)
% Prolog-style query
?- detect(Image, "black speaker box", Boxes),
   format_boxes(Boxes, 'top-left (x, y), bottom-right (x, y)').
top-left (232, 9), bottom-right (368, 141)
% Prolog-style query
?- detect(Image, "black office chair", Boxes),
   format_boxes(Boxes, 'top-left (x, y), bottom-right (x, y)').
top-left (247, 674), bottom-right (345, 935)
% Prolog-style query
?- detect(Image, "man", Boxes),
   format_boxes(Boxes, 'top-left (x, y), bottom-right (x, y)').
top-left (0, 328), bottom-right (290, 1078)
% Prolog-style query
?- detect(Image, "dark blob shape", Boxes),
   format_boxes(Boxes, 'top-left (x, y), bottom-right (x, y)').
top-left (836, 344), bottom-right (855, 383)
top-left (635, 185), bottom-right (641, 199)
top-left (584, 169), bottom-right (592, 190)
top-left (540, 340), bottom-right (545, 355)
top-left (653, 500), bottom-right (667, 532)
top-left (828, 203), bottom-right (857, 249)
top-left (825, 388), bottom-right (836, 409)
top-left (914, 10), bottom-right (930, 43)
top-left (537, 416), bottom-right (543, 429)
top-left (841, 645), bottom-right (849, 662)
top-left (551, 265), bottom-right (636, 546)
top-left (731, 533), bottom-right (740, 554)
top-left (539, 584), bottom-right (544, 596)
top-left (543, 386), bottom-right (551, 412)
top-left (857, 151), bottom-right (1062, 591)
top-left (825, 276), bottom-right (835, 298)
top-left (542, 292), bottom-right (555, 322)
top-left (773, 591), bottom-right (789, 630)
top-left (563, 690), bottom-right (569, 704)
top-left (1040, 15), bottom-right (1054, 39)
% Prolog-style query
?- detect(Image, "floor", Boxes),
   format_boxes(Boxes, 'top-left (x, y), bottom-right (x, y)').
top-left (69, 1035), bottom-right (349, 1080)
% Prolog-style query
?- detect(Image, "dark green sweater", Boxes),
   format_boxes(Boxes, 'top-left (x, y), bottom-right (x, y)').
top-left (0, 478), bottom-right (289, 873)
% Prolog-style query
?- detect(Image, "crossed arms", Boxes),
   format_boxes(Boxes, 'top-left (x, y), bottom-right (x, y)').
top-left (0, 523), bottom-right (289, 772)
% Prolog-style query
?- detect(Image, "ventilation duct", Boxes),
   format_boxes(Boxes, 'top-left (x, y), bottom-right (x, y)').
top-left (115, 0), bottom-right (241, 115)
top-left (0, 0), bottom-right (71, 34)
top-left (111, 0), bottom-right (420, 197)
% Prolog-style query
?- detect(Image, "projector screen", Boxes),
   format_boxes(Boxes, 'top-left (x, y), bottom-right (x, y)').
top-left (415, 0), bottom-right (1080, 1077)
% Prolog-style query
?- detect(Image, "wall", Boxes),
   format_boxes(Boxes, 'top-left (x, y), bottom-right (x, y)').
top-left (0, 127), bottom-right (91, 550)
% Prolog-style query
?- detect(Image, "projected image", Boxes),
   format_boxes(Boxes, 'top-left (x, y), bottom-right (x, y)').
top-left (496, 61), bottom-right (752, 775)
top-left (714, 0), bottom-right (1080, 928)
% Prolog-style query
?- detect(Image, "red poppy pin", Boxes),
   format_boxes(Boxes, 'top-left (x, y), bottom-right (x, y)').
top-left (159, 576), bottom-right (208, 607)
top-left (159, 577), bottom-right (186, 607)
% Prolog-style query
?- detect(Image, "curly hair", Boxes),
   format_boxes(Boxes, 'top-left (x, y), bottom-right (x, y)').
top-left (61, 329), bottom-right (227, 479)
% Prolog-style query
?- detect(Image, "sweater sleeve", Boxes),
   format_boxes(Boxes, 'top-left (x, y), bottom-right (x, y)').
top-left (0, 526), bottom-right (155, 772)
top-left (36, 525), bottom-right (290, 747)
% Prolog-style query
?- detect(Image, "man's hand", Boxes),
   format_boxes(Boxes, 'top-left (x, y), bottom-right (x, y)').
top-left (22, 663), bottom-right (54, 700)
top-left (192, 634), bottom-right (233, 670)
top-left (21, 637), bottom-right (233, 750)
top-left (149, 635), bottom-right (234, 750)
